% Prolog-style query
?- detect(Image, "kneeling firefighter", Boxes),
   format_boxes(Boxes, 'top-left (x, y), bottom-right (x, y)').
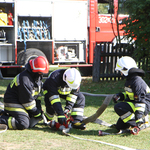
top-left (113, 56), bottom-right (150, 132)
top-left (43, 68), bottom-right (86, 130)
top-left (0, 56), bottom-right (49, 130)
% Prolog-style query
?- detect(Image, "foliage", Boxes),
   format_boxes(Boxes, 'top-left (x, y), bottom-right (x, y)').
top-left (118, 0), bottom-right (128, 14)
top-left (121, 0), bottom-right (150, 69)
top-left (98, 3), bottom-right (109, 14)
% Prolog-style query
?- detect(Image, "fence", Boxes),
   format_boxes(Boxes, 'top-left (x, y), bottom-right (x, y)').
top-left (92, 42), bottom-right (134, 82)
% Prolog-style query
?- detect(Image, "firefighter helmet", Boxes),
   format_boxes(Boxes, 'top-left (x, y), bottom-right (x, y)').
top-left (115, 56), bottom-right (138, 76)
top-left (63, 68), bottom-right (81, 89)
top-left (29, 56), bottom-right (49, 74)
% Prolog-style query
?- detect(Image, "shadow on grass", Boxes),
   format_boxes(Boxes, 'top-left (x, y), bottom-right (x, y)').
top-left (28, 123), bottom-right (56, 133)
top-left (29, 122), bottom-right (131, 137)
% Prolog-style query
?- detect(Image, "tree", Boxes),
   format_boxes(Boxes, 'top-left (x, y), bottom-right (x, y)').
top-left (121, 0), bottom-right (150, 71)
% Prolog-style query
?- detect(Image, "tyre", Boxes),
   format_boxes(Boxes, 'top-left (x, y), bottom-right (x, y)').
top-left (17, 50), bottom-right (25, 65)
top-left (17, 48), bottom-right (46, 65)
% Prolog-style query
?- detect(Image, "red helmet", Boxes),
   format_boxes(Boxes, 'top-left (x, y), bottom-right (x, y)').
top-left (29, 56), bottom-right (49, 74)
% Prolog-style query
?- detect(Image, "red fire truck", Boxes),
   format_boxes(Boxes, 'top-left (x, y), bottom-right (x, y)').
top-left (0, 0), bottom-right (128, 77)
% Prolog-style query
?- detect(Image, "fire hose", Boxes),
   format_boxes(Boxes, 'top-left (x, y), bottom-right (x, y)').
top-left (62, 130), bottom-right (137, 150)
top-left (81, 92), bottom-right (114, 124)
top-left (42, 114), bottom-right (137, 150)
top-left (98, 126), bottom-right (140, 136)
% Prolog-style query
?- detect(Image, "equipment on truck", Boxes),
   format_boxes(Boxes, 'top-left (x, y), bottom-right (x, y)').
top-left (7, 10), bottom-right (13, 25)
top-left (0, 0), bottom-right (129, 78)
top-left (0, 29), bottom-right (6, 42)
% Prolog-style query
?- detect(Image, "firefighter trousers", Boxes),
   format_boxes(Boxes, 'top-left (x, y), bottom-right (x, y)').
top-left (0, 110), bottom-right (30, 130)
top-left (45, 92), bottom-right (85, 123)
top-left (114, 102), bottom-right (136, 130)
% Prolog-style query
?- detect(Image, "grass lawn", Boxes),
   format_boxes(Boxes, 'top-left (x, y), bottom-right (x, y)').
top-left (0, 77), bottom-right (150, 150)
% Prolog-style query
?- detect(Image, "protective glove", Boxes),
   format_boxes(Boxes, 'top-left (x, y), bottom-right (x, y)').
top-left (135, 110), bottom-right (144, 129)
top-left (136, 120), bottom-right (144, 129)
top-left (58, 115), bottom-right (67, 125)
top-left (28, 100), bottom-right (43, 118)
top-left (36, 99), bottom-right (42, 110)
top-left (34, 109), bottom-right (43, 119)
top-left (34, 100), bottom-right (43, 118)
top-left (29, 110), bottom-right (43, 128)
top-left (64, 109), bottom-right (70, 118)
top-left (112, 93), bottom-right (121, 103)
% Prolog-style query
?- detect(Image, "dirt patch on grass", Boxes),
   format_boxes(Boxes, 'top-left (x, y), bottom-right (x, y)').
top-left (0, 139), bottom-right (72, 150)
top-left (0, 142), bottom-right (25, 150)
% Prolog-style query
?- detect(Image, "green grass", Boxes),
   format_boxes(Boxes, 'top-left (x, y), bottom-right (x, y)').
top-left (0, 78), bottom-right (150, 150)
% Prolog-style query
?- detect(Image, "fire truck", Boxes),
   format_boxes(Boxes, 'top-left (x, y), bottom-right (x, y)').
top-left (0, 0), bottom-right (128, 77)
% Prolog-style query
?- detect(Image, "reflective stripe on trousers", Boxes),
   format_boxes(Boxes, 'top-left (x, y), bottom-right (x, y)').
top-left (120, 102), bottom-right (146, 123)
top-left (71, 108), bottom-right (84, 117)
top-left (8, 116), bottom-right (17, 129)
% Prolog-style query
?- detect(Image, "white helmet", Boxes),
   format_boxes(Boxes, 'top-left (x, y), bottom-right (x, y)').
top-left (63, 68), bottom-right (81, 89)
top-left (115, 56), bottom-right (138, 76)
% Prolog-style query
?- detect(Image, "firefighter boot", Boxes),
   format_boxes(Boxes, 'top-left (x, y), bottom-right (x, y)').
top-left (72, 122), bottom-right (86, 130)
top-left (0, 110), bottom-right (8, 132)
top-left (0, 124), bottom-right (7, 132)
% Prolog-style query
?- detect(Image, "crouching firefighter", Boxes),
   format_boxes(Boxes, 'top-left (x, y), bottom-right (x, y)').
top-left (43, 68), bottom-right (86, 130)
top-left (113, 56), bottom-right (150, 133)
top-left (0, 56), bottom-right (49, 130)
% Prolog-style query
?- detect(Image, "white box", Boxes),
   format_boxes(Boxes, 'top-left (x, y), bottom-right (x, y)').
top-left (0, 44), bottom-right (13, 62)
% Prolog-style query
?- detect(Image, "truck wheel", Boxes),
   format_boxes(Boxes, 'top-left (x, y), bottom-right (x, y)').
top-left (17, 50), bottom-right (25, 65)
top-left (17, 48), bottom-right (47, 65)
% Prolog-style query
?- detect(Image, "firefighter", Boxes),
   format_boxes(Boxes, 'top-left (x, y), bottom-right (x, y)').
top-left (0, 56), bottom-right (49, 130)
top-left (113, 56), bottom-right (150, 131)
top-left (43, 68), bottom-right (86, 130)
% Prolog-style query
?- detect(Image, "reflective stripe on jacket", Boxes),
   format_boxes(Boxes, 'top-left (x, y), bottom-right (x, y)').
top-left (4, 69), bottom-right (42, 117)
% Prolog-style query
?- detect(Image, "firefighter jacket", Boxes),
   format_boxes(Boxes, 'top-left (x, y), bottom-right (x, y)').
top-left (119, 68), bottom-right (150, 123)
top-left (43, 69), bottom-right (79, 116)
top-left (4, 63), bottom-right (43, 118)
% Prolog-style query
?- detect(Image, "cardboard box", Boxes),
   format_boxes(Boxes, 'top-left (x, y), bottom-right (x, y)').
top-left (0, 13), bottom-right (7, 26)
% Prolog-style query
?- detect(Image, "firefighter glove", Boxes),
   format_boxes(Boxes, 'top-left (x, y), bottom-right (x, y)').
top-left (34, 109), bottom-right (43, 119)
top-left (136, 121), bottom-right (144, 129)
top-left (136, 118), bottom-right (144, 129)
top-left (113, 93), bottom-right (121, 103)
top-left (36, 100), bottom-right (42, 110)
top-left (58, 115), bottom-right (67, 125)
top-left (64, 109), bottom-right (70, 118)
